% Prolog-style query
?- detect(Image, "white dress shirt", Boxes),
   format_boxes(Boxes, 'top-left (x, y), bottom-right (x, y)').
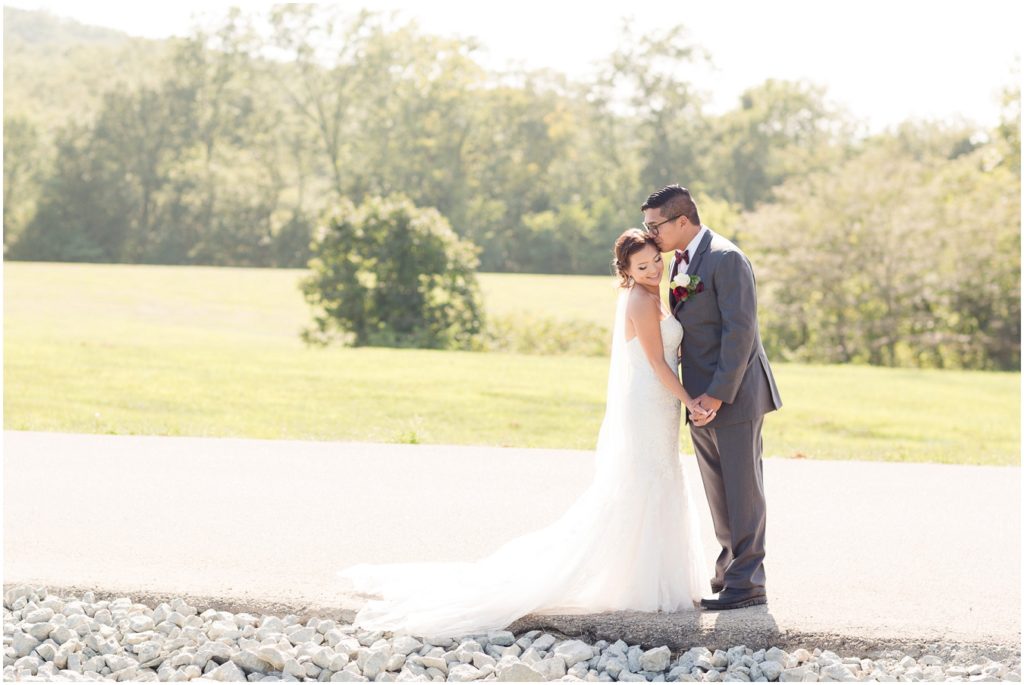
top-left (682, 224), bottom-right (709, 273)
top-left (671, 224), bottom-right (709, 277)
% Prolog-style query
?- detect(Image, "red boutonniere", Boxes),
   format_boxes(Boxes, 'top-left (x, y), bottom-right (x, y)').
top-left (671, 273), bottom-right (705, 302)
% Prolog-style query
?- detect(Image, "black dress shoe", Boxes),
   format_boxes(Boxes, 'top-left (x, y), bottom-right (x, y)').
top-left (700, 587), bottom-right (767, 610)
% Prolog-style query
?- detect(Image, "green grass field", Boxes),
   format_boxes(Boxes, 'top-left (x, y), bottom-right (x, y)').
top-left (4, 261), bottom-right (1019, 465)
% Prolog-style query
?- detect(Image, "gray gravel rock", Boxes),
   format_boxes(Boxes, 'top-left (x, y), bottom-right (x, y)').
top-left (553, 639), bottom-right (594, 669)
top-left (3, 585), bottom-right (1019, 683)
top-left (448, 662), bottom-right (483, 681)
top-left (11, 629), bottom-right (41, 657)
top-left (496, 657), bottom-right (544, 681)
top-left (639, 645), bottom-right (672, 673)
top-left (488, 631), bottom-right (516, 647)
top-left (778, 665), bottom-right (814, 681)
top-left (232, 648), bottom-right (276, 675)
top-left (531, 633), bottom-right (557, 652)
top-left (208, 660), bottom-right (248, 681)
top-left (760, 660), bottom-right (784, 680)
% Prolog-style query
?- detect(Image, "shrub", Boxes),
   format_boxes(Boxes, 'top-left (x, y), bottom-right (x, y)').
top-left (301, 195), bottom-right (484, 350)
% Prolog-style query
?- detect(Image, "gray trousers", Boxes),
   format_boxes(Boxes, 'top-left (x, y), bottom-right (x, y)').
top-left (688, 415), bottom-right (767, 592)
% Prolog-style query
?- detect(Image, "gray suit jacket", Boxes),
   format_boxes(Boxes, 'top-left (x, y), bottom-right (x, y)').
top-left (671, 227), bottom-right (782, 427)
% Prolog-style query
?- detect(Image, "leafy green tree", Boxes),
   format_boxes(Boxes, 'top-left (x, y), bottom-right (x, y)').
top-left (262, 4), bottom-right (382, 201)
top-left (347, 24), bottom-right (484, 221)
top-left (2, 115), bottom-right (42, 252)
top-left (13, 82), bottom-right (193, 262)
top-left (4, 0), bottom-right (1018, 332)
top-left (162, 14), bottom-right (271, 263)
top-left (301, 196), bottom-right (484, 349)
top-left (465, 78), bottom-right (583, 271)
top-left (592, 19), bottom-right (710, 193)
top-left (995, 65), bottom-right (1020, 177)
top-left (12, 120), bottom-right (135, 262)
top-left (884, 119), bottom-right (984, 162)
top-left (745, 126), bottom-right (1020, 370)
top-left (706, 79), bottom-right (849, 210)
top-left (929, 145), bottom-right (1020, 369)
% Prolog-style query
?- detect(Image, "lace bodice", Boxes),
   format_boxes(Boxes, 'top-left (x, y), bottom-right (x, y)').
top-left (619, 314), bottom-right (684, 485)
top-left (626, 315), bottom-right (683, 392)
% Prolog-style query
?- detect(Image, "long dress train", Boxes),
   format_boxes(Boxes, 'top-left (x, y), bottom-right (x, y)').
top-left (336, 292), bottom-right (707, 639)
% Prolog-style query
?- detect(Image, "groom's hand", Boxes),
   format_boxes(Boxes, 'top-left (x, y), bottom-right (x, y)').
top-left (691, 394), bottom-right (722, 426)
top-left (696, 394), bottom-right (723, 414)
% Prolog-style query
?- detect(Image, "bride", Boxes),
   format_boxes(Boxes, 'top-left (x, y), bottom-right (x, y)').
top-left (336, 228), bottom-right (711, 639)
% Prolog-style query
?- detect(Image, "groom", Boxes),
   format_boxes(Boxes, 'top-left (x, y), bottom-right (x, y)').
top-left (641, 184), bottom-right (783, 611)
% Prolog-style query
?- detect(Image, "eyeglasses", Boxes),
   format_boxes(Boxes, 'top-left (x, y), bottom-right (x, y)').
top-left (642, 213), bottom-right (682, 235)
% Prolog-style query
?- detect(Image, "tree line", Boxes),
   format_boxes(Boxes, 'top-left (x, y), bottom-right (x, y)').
top-left (3, 5), bottom-right (1019, 369)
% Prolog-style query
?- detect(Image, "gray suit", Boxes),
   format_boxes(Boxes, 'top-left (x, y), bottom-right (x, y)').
top-left (671, 227), bottom-right (782, 593)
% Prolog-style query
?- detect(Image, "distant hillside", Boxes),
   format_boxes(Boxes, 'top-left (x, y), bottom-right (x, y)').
top-left (4, 5), bottom-right (134, 45)
top-left (3, 6), bottom-right (177, 136)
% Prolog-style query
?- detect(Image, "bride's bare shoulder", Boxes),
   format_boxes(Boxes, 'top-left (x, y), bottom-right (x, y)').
top-left (625, 288), bottom-right (657, 320)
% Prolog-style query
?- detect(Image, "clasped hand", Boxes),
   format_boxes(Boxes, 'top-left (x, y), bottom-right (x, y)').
top-left (686, 393), bottom-right (722, 427)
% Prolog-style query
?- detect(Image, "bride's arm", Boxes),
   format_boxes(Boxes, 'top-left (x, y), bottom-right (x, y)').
top-left (628, 295), bottom-right (709, 417)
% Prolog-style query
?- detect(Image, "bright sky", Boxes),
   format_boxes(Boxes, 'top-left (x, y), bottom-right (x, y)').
top-left (6, 0), bottom-right (1021, 132)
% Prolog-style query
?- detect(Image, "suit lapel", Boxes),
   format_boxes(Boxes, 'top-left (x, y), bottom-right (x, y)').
top-left (672, 227), bottom-right (714, 316)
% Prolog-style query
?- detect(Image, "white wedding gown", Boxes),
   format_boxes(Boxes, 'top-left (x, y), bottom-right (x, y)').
top-left (336, 292), bottom-right (707, 639)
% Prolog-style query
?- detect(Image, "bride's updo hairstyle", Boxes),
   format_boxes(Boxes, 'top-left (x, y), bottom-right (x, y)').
top-left (613, 228), bottom-right (659, 287)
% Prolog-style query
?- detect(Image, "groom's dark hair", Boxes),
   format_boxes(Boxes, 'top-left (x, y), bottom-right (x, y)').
top-left (642, 184), bottom-right (700, 226)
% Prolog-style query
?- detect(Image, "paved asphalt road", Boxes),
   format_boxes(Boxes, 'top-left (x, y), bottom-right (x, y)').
top-left (3, 431), bottom-right (1019, 661)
